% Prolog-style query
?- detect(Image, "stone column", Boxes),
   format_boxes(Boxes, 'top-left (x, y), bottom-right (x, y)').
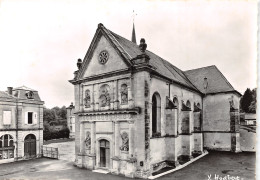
top-left (95, 84), bottom-right (99, 110)
top-left (80, 85), bottom-right (84, 111)
top-left (189, 111), bottom-right (193, 133)
top-left (91, 84), bottom-right (95, 111)
top-left (80, 121), bottom-right (85, 154)
top-left (173, 108), bottom-right (178, 136)
top-left (114, 80), bottom-right (118, 109)
top-left (128, 120), bottom-right (135, 157)
top-left (90, 121), bottom-right (96, 154)
top-left (114, 121), bottom-right (120, 157)
top-left (128, 77), bottom-right (134, 108)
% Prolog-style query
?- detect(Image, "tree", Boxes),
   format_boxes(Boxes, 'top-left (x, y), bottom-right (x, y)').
top-left (248, 88), bottom-right (257, 113)
top-left (43, 107), bottom-right (56, 123)
top-left (240, 88), bottom-right (253, 113)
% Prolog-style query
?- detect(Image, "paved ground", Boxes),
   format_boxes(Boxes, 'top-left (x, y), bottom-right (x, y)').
top-left (0, 151), bottom-right (255, 180)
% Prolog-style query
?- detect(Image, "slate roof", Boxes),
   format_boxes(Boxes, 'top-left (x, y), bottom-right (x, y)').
top-left (0, 91), bottom-right (16, 99)
top-left (14, 85), bottom-right (36, 91)
top-left (77, 24), bottom-right (240, 95)
top-left (108, 29), bottom-right (198, 91)
top-left (184, 65), bottom-right (240, 95)
top-left (0, 86), bottom-right (43, 102)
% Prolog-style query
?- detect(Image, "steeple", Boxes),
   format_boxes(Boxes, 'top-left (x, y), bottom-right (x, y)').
top-left (131, 23), bottom-right (136, 44)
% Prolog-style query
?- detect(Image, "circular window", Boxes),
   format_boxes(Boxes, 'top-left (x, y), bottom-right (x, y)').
top-left (99, 50), bottom-right (109, 64)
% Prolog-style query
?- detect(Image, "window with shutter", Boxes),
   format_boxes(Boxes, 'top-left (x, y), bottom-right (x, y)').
top-left (33, 113), bottom-right (37, 124)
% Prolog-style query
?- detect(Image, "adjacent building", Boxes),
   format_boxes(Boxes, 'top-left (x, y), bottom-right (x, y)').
top-left (69, 23), bottom-right (241, 178)
top-left (0, 86), bottom-right (44, 164)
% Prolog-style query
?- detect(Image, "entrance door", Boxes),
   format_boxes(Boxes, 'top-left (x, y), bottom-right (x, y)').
top-left (99, 139), bottom-right (110, 168)
top-left (24, 134), bottom-right (36, 158)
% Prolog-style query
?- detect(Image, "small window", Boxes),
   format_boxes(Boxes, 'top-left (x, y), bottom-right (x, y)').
top-left (28, 112), bottom-right (33, 124)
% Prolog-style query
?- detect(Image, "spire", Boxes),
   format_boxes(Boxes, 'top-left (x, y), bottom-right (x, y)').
top-left (131, 10), bottom-right (137, 44)
top-left (131, 23), bottom-right (136, 44)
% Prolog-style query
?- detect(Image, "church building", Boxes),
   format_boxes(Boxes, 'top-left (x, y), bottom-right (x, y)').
top-left (0, 86), bottom-right (44, 164)
top-left (69, 23), bottom-right (241, 178)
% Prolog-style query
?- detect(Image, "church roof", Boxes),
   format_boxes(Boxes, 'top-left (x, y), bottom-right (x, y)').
top-left (76, 24), bottom-right (240, 95)
top-left (184, 65), bottom-right (241, 95)
top-left (108, 28), bottom-right (198, 91)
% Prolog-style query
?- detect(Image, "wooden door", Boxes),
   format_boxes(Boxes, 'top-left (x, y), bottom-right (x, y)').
top-left (24, 134), bottom-right (36, 158)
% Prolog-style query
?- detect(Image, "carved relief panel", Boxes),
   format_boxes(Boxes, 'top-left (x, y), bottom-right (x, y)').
top-left (85, 131), bottom-right (91, 150)
top-left (84, 90), bottom-right (91, 108)
top-left (120, 84), bottom-right (128, 104)
top-left (120, 132), bottom-right (129, 151)
top-left (99, 84), bottom-right (111, 107)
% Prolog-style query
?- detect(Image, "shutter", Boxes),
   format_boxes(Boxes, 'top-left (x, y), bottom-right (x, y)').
top-left (25, 112), bottom-right (28, 124)
top-left (33, 112), bottom-right (38, 124)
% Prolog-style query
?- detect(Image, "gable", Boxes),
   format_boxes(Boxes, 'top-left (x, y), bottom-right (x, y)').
top-left (184, 65), bottom-right (236, 94)
top-left (82, 35), bottom-right (129, 78)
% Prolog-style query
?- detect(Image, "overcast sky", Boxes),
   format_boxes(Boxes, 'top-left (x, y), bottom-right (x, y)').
top-left (0, 0), bottom-right (257, 108)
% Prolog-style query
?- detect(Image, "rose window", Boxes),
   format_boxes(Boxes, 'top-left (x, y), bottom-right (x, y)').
top-left (99, 51), bottom-right (109, 64)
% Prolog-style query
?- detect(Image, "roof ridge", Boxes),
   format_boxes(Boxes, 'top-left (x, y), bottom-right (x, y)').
top-left (213, 66), bottom-right (235, 90)
top-left (184, 65), bottom-right (216, 72)
top-left (102, 27), bottom-right (132, 59)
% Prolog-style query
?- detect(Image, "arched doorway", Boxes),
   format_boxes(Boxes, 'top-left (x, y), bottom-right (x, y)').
top-left (152, 92), bottom-right (161, 136)
top-left (99, 139), bottom-right (110, 168)
top-left (24, 134), bottom-right (36, 158)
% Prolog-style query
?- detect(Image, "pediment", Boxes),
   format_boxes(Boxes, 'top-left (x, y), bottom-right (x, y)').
top-left (78, 31), bottom-right (131, 80)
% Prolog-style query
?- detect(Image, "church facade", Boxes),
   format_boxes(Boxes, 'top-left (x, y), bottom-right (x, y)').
top-left (0, 86), bottom-right (44, 164)
top-left (69, 23), bottom-right (241, 178)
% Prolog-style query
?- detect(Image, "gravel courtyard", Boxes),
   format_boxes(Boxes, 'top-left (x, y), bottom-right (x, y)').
top-left (44, 140), bottom-right (75, 162)
top-left (0, 149), bottom-right (255, 180)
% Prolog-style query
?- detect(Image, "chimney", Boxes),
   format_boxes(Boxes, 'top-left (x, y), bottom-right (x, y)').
top-left (7, 87), bottom-right (13, 95)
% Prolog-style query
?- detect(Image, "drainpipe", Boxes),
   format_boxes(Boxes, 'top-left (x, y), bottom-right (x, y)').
top-left (15, 99), bottom-right (19, 160)
top-left (202, 77), bottom-right (208, 150)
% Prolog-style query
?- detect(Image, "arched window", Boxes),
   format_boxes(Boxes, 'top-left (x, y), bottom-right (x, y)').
top-left (152, 92), bottom-right (161, 136)
top-left (84, 90), bottom-right (91, 108)
top-left (173, 97), bottom-right (179, 134)
top-left (0, 134), bottom-right (14, 160)
top-left (99, 84), bottom-right (111, 107)
top-left (120, 84), bottom-right (128, 104)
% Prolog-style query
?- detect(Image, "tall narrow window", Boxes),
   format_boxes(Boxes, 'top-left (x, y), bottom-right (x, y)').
top-left (152, 92), bottom-right (161, 137)
top-left (28, 112), bottom-right (33, 124)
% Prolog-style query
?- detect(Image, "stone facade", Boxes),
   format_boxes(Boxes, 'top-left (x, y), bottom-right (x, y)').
top-left (0, 86), bottom-right (44, 164)
top-left (69, 23), bottom-right (241, 178)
